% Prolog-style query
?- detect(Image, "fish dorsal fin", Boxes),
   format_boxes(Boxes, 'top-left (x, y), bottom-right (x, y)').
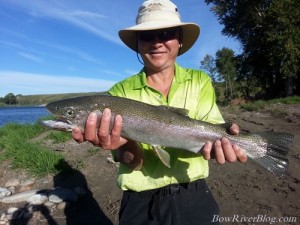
top-left (158, 105), bottom-right (189, 117)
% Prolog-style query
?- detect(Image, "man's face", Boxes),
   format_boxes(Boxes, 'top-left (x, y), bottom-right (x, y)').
top-left (137, 28), bottom-right (181, 73)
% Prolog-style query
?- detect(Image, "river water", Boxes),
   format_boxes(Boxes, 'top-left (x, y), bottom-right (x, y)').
top-left (0, 106), bottom-right (51, 127)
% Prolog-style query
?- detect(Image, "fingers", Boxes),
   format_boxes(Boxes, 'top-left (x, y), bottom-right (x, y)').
top-left (228, 123), bottom-right (240, 135)
top-left (233, 144), bottom-right (247, 163)
top-left (72, 127), bottom-right (85, 143)
top-left (203, 137), bottom-right (247, 164)
top-left (71, 108), bottom-right (126, 150)
top-left (202, 141), bottom-right (212, 160)
top-left (97, 108), bottom-right (112, 148)
top-left (213, 140), bottom-right (226, 164)
top-left (110, 115), bottom-right (125, 149)
top-left (85, 112), bottom-right (101, 145)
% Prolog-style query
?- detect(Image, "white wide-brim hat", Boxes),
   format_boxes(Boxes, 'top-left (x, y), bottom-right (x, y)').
top-left (119, 0), bottom-right (200, 56)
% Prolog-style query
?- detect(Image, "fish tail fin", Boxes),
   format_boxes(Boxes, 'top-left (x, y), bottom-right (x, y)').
top-left (251, 132), bottom-right (294, 176)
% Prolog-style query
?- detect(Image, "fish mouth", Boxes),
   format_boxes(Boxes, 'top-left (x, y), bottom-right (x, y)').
top-left (40, 119), bottom-right (73, 131)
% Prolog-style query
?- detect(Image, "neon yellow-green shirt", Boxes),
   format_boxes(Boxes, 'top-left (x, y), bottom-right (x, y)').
top-left (108, 63), bottom-right (224, 192)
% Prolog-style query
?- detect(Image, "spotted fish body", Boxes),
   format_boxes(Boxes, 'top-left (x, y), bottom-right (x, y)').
top-left (41, 95), bottom-right (294, 176)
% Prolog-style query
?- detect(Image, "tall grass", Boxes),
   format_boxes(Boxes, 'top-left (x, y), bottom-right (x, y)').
top-left (0, 123), bottom-right (67, 176)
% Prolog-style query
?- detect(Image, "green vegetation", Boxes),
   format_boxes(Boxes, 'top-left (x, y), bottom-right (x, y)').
top-left (240, 100), bottom-right (267, 111)
top-left (203, 0), bottom-right (300, 99)
top-left (46, 131), bottom-right (72, 143)
top-left (0, 123), bottom-right (67, 176)
top-left (0, 92), bottom-right (103, 106)
top-left (240, 96), bottom-right (300, 111)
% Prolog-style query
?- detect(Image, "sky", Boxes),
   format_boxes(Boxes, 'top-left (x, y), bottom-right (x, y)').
top-left (0, 0), bottom-right (241, 97)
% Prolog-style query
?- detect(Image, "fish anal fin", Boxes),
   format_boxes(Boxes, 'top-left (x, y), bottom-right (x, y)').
top-left (152, 145), bottom-right (171, 168)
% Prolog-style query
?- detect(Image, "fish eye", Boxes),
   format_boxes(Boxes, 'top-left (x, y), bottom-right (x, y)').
top-left (66, 109), bottom-right (75, 117)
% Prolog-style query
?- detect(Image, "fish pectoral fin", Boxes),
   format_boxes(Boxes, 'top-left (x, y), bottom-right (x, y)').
top-left (152, 145), bottom-right (171, 168)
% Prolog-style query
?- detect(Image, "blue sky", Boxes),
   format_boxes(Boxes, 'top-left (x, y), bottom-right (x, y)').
top-left (0, 0), bottom-right (241, 97)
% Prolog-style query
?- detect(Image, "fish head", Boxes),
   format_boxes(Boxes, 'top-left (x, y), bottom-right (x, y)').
top-left (47, 101), bottom-right (79, 122)
top-left (44, 97), bottom-right (99, 131)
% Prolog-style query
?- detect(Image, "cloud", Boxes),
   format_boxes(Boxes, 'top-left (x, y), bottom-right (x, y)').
top-left (18, 52), bottom-right (44, 63)
top-left (6, 0), bottom-right (122, 45)
top-left (70, 10), bottom-right (107, 19)
top-left (0, 39), bottom-right (103, 65)
top-left (0, 71), bottom-right (116, 97)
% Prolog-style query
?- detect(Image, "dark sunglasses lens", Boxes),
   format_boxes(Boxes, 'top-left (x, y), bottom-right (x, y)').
top-left (158, 30), bottom-right (177, 41)
top-left (138, 32), bottom-right (155, 42)
top-left (138, 30), bottom-right (177, 42)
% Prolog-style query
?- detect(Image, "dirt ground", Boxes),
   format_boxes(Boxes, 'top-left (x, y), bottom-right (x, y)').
top-left (0, 103), bottom-right (299, 225)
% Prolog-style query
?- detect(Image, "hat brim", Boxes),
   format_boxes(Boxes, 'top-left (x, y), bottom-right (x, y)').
top-left (119, 22), bottom-right (200, 56)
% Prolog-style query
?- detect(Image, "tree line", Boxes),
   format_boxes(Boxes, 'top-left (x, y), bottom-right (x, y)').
top-left (202, 0), bottom-right (299, 101)
top-left (0, 93), bottom-right (18, 105)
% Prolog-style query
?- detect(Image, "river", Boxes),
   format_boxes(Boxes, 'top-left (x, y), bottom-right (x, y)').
top-left (0, 106), bottom-right (51, 127)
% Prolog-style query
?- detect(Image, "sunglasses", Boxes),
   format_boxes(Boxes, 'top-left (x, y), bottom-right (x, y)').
top-left (137, 29), bottom-right (179, 42)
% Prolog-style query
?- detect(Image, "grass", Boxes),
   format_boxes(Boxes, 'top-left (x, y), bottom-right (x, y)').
top-left (16, 92), bottom-right (103, 106)
top-left (240, 96), bottom-right (300, 111)
top-left (240, 100), bottom-right (266, 111)
top-left (0, 123), bottom-right (69, 176)
top-left (46, 131), bottom-right (72, 143)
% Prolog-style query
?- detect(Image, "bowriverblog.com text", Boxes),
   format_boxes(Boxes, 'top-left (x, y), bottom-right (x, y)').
top-left (212, 214), bottom-right (297, 224)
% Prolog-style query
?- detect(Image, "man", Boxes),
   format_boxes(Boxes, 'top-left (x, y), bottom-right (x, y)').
top-left (73, 0), bottom-right (247, 224)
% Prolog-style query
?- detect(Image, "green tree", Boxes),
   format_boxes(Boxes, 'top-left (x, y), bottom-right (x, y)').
top-left (200, 54), bottom-right (218, 82)
top-left (4, 93), bottom-right (17, 105)
top-left (215, 48), bottom-right (238, 99)
top-left (205, 0), bottom-right (300, 98)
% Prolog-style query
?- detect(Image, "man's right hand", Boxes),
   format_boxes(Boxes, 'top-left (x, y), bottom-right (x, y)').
top-left (72, 108), bottom-right (144, 170)
top-left (72, 108), bottom-right (128, 149)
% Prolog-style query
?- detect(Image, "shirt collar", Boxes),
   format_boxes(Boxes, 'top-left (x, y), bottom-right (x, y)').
top-left (132, 63), bottom-right (192, 90)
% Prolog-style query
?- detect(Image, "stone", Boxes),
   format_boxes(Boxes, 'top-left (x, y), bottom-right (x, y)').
top-left (0, 213), bottom-right (5, 220)
top-left (27, 194), bottom-right (48, 205)
top-left (48, 188), bottom-right (78, 203)
top-left (7, 207), bottom-right (18, 215)
top-left (0, 190), bottom-right (39, 203)
top-left (20, 178), bottom-right (35, 186)
top-left (8, 187), bottom-right (15, 194)
top-left (0, 188), bottom-right (11, 199)
top-left (57, 201), bottom-right (69, 210)
top-left (44, 201), bottom-right (56, 208)
top-left (4, 178), bottom-right (20, 187)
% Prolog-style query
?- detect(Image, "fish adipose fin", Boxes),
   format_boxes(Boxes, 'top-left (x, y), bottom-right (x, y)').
top-left (152, 145), bottom-right (171, 168)
top-left (252, 132), bottom-right (294, 176)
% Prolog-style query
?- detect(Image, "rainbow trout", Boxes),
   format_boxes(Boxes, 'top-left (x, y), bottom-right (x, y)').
top-left (41, 95), bottom-right (294, 176)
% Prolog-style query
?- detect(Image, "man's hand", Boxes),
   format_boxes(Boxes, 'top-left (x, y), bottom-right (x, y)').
top-left (202, 123), bottom-right (247, 164)
top-left (72, 108), bottom-right (128, 149)
top-left (72, 108), bottom-right (144, 170)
